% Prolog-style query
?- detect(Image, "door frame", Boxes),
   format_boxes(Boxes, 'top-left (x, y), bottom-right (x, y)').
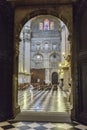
top-left (71, 0), bottom-right (87, 125)
top-left (13, 4), bottom-right (74, 118)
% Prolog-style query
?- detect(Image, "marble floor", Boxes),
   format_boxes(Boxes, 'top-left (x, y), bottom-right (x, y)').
top-left (0, 121), bottom-right (87, 130)
top-left (0, 86), bottom-right (86, 130)
top-left (18, 86), bottom-right (71, 113)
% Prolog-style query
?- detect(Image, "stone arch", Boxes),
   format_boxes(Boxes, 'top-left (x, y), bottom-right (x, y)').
top-left (13, 7), bottom-right (73, 116)
top-left (15, 8), bottom-right (72, 40)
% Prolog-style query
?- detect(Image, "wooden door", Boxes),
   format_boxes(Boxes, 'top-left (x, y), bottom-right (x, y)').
top-left (52, 72), bottom-right (58, 84)
top-left (72, 0), bottom-right (87, 125)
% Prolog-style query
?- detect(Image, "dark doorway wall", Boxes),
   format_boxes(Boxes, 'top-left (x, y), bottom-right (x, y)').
top-left (0, 1), bottom-right (14, 121)
top-left (72, 0), bottom-right (87, 125)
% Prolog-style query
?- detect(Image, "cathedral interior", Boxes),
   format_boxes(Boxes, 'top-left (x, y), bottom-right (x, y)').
top-left (0, 0), bottom-right (87, 129)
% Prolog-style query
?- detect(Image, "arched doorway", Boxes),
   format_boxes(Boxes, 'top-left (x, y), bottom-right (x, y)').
top-left (18, 15), bottom-right (71, 113)
top-left (0, 0), bottom-right (87, 125)
top-left (52, 72), bottom-right (58, 84)
top-left (13, 7), bottom-right (73, 121)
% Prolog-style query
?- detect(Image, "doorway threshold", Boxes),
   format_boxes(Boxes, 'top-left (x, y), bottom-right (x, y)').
top-left (14, 111), bottom-right (71, 123)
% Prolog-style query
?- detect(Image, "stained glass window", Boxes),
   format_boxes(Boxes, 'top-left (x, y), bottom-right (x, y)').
top-left (44, 19), bottom-right (49, 30)
top-left (50, 22), bottom-right (54, 30)
top-left (39, 19), bottom-right (54, 30)
top-left (39, 22), bottom-right (43, 30)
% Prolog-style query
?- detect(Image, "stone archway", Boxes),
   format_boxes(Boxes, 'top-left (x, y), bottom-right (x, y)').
top-left (13, 6), bottom-right (73, 116)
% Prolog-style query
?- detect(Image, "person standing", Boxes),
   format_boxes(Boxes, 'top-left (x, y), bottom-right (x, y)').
top-left (29, 84), bottom-right (34, 101)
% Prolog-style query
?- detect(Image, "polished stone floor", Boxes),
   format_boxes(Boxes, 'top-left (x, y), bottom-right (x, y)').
top-left (0, 86), bottom-right (86, 130)
top-left (0, 121), bottom-right (87, 130)
top-left (9, 88), bottom-right (87, 130)
top-left (18, 86), bottom-right (71, 113)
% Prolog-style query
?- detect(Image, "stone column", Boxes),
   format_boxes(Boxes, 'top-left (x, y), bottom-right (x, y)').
top-left (24, 39), bottom-right (31, 83)
top-left (13, 38), bottom-right (20, 116)
top-left (44, 55), bottom-right (50, 84)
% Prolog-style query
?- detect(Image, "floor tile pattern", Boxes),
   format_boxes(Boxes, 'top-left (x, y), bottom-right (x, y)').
top-left (0, 121), bottom-right (87, 130)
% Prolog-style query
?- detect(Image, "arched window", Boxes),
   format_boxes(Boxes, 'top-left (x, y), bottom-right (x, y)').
top-left (44, 19), bottom-right (49, 31)
top-left (45, 42), bottom-right (48, 50)
top-left (39, 22), bottom-right (43, 30)
top-left (53, 44), bottom-right (56, 50)
top-left (34, 54), bottom-right (43, 61)
top-left (50, 22), bottom-right (54, 30)
top-left (39, 19), bottom-right (54, 31)
top-left (36, 44), bottom-right (40, 50)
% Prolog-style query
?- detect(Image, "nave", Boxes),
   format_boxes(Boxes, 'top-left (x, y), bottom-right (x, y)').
top-left (18, 85), bottom-right (71, 113)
